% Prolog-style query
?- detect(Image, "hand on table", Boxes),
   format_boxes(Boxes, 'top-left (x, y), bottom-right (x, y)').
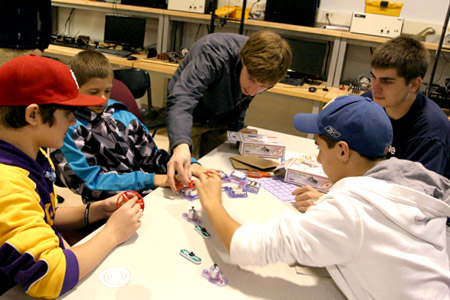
top-left (239, 127), bottom-right (258, 134)
top-left (104, 198), bottom-right (143, 245)
top-left (167, 144), bottom-right (192, 193)
top-left (195, 172), bottom-right (223, 209)
top-left (94, 194), bottom-right (119, 220)
top-left (154, 174), bottom-right (170, 188)
top-left (88, 193), bottom-right (123, 224)
top-left (190, 164), bottom-right (220, 178)
top-left (292, 186), bottom-right (324, 213)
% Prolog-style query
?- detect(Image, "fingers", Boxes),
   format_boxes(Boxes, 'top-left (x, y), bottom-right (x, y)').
top-left (295, 199), bottom-right (315, 213)
top-left (167, 162), bottom-right (177, 193)
top-left (292, 186), bottom-right (323, 213)
top-left (184, 160), bottom-right (192, 179)
top-left (292, 185), bottom-right (314, 195)
top-left (239, 127), bottom-right (258, 134)
top-left (179, 162), bottom-right (191, 184)
top-left (168, 159), bottom-right (191, 193)
top-left (109, 198), bottom-right (143, 245)
top-left (198, 171), bottom-right (221, 182)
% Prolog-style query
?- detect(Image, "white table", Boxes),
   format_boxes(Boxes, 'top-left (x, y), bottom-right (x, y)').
top-left (5, 129), bottom-right (345, 300)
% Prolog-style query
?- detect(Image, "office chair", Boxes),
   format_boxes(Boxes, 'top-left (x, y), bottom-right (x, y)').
top-left (110, 79), bottom-right (143, 121)
top-left (113, 68), bottom-right (166, 137)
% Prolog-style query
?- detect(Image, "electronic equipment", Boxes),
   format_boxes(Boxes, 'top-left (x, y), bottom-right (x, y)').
top-left (264, 0), bottom-right (320, 27)
top-left (120, 0), bottom-right (167, 9)
top-left (347, 75), bottom-right (371, 94)
top-left (50, 35), bottom-right (133, 58)
top-left (350, 12), bottom-right (403, 38)
top-left (284, 37), bottom-right (331, 81)
top-left (167, 0), bottom-right (210, 14)
top-left (279, 77), bottom-right (305, 86)
top-left (428, 79), bottom-right (450, 109)
top-left (104, 15), bottom-right (146, 51)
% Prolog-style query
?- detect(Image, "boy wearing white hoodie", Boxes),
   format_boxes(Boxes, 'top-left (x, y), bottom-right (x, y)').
top-left (195, 95), bottom-right (450, 300)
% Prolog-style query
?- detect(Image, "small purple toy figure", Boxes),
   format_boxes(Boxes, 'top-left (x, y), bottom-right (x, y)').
top-left (202, 263), bottom-right (228, 287)
top-left (182, 206), bottom-right (202, 224)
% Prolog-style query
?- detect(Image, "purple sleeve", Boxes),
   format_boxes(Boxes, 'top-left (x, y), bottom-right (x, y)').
top-left (60, 249), bottom-right (79, 296)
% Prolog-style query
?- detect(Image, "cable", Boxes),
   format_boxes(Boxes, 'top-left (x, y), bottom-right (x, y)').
top-left (57, 8), bottom-right (75, 36)
top-left (435, 52), bottom-right (449, 83)
top-left (326, 13), bottom-right (331, 25)
top-left (248, 0), bottom-right (260, 19)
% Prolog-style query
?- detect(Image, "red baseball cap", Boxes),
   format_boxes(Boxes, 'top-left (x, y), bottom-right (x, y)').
top-left (0, 54), bottom-right (105, 107)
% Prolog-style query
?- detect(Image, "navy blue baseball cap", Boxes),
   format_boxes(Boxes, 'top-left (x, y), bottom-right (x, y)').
top-left (293, 95), bottom-right (393, 158)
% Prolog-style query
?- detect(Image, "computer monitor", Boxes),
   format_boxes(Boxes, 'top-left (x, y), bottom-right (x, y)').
top-left (104, 15), bottom-right (146, 51)
top-left (285, 38), bottom-right (331, 81)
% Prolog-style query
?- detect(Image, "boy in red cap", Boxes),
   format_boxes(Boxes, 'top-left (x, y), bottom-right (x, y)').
top-left (195, 95), bottom-right (450, 300)
top-left (0, 55), bottom-right (142, 299)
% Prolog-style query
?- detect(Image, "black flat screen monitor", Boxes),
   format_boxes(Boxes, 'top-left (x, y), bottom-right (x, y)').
top-left (285, 38), bottom-right (331, 81)
top-left (104, 15), bottom-right (146, 51)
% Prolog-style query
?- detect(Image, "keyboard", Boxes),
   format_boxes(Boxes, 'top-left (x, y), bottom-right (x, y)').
top-left (280, 77), bottom-right (305, 86)
top-left (50, 40), bottom-right (132, 58)
top-left (96, 48), bottom-right (133, 58)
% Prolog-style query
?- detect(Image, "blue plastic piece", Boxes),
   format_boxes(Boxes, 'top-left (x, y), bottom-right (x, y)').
top-left (224, 186), bottom-right (248, 198)
top-left (218, 170), bottom-right (230, 182)
top-left (244, 179), bottom-right (260, 194)
top-left (230, 170), bottom-right (248, 187)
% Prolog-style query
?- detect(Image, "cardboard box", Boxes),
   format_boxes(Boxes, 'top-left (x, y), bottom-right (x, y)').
top-left (227, 131), bottom-right (285, 159)
top-left (365, 0), bottom-right (403, 17)
top-left (284, 155), bottom-right (332, 193)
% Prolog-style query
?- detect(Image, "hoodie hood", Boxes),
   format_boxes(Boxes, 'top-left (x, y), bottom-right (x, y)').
top-left (365, 157), bottom-right (450, 204)
top-left (332, 158), bottom-right (450, 250)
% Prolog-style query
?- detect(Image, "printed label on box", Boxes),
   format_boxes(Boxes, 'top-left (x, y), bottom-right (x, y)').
top-left (227, 131), bottom-right (241, 144)
top-left (284, 155), bottom-right (332, 192)
top-left (227, 131), bottom-right (285, 158)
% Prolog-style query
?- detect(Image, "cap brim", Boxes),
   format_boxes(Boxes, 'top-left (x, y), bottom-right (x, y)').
top-left (57, 94), bottom-right (106, 107)
top-left (293, 113), bottom-right (321, 134)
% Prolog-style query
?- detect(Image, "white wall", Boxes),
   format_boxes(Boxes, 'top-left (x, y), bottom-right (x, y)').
top-left (221, 0), bottom-right (449, 35)
top-left (320, 0), bottom-right (448, 25)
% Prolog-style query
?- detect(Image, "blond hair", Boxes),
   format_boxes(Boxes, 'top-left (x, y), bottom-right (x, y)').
top-left (70, 50), bottom-right (114, 87)
top-left (240, 30), bottom-right (292, 85)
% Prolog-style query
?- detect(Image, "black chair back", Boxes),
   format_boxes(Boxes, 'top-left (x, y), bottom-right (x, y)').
top-left (113, 68), bottom-right (166, 137)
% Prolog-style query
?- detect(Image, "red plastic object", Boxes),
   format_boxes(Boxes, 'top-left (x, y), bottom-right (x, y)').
top-left (176, 180), bottom-right (196, 192)
top-left (116, 191), bottom-right (145, 211)
top-left (244, 169), bottom-right (271, 178)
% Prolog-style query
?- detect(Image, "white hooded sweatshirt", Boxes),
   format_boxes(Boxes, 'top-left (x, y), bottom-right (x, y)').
top-left (230, 158), bottom-right (450, 299)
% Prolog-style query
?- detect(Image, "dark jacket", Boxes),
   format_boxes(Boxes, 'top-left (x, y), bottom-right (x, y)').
top-left (363, 90), bottom-right (450, 179)
top-left (166, 33), bottom-right (253, 151)
top-left (0, 1), bottom-right (52, 51)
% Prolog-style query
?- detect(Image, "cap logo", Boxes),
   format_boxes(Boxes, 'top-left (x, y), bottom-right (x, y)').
top-left (324, 125), bottom-right (341, 139)
top-left (388, 145), bottom-right (395, 155)
top-left (70, 70), bottom-right (79, 89)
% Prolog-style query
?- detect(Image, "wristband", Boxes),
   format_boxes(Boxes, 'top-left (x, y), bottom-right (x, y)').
top-left (84, 202), bottom-right (92, 226)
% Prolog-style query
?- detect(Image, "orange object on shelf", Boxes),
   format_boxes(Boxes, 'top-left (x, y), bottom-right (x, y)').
top-left (230, 6), bottom-right (250, 19)
top-left (365, 0), bottom-right (403, 17)
top-left (214, 6), bottom-right (236, 17)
